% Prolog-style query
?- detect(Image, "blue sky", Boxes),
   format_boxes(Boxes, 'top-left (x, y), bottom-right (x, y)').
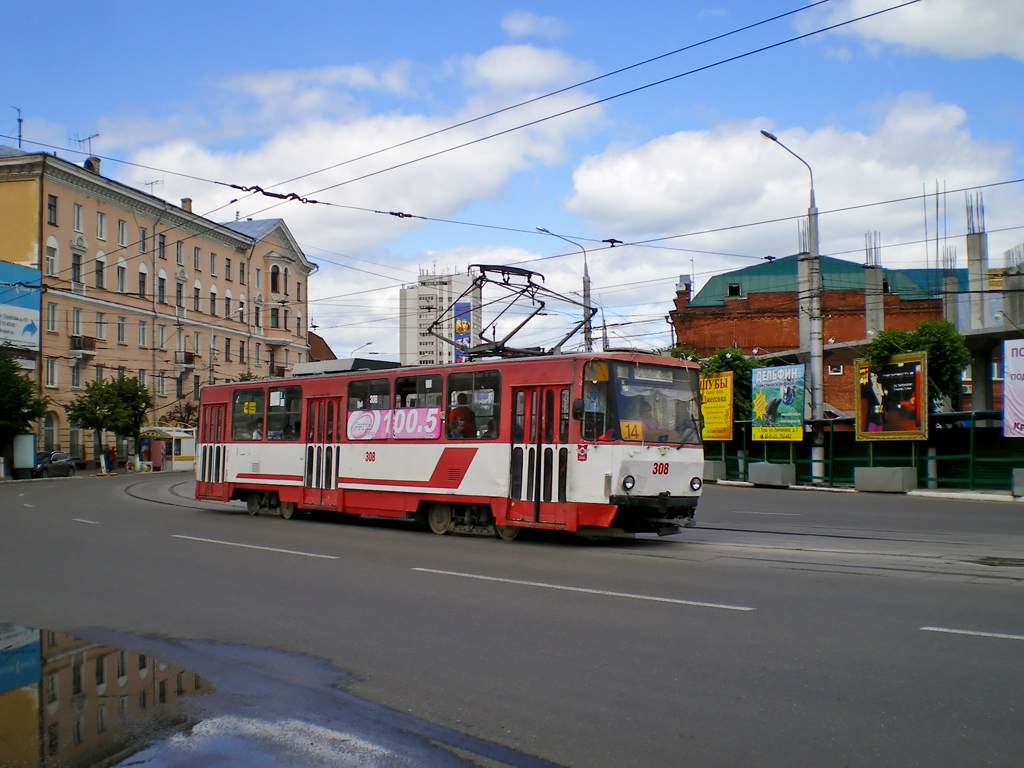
top-left (5, 0), bottom-right (1023, 356)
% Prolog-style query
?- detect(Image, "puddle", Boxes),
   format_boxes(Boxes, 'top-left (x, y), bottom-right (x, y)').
top-left (1, 624), bottom-right (560, 768)
top-left (0, 624), bottom-right (211, 768)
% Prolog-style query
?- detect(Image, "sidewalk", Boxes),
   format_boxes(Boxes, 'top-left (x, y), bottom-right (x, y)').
top-left (716, 479), bottom-right (1024, 504)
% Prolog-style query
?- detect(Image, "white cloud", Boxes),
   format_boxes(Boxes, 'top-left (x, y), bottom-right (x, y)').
top-left (502, 11), bottom-right (566, 41)
top-left (815, 0), bottom-right (1024, 61)
top-left (566, 94), bottom-right (1019, 286)
top-left (461, 45), bottom-right (593, 98)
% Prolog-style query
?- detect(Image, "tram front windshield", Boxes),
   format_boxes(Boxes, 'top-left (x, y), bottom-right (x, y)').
top-left (582, 360), bottom-right (701, 445)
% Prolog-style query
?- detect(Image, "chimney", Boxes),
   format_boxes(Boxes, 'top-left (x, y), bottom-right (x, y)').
top-left (84, 157), bottom-right (101, 174)
top-left (181, 198), bottom-right (193, 213)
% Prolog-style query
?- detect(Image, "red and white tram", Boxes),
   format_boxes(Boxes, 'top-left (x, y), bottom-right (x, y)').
top-left (195, 352), bottom-right (704, 538)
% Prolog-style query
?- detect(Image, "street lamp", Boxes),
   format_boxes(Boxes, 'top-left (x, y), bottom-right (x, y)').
top-left (537, 226), bottom-right (593, 352)
top-left (348, 341), bottom-right (372, 358)
top-left (761, 129), bottom-right (824, 483)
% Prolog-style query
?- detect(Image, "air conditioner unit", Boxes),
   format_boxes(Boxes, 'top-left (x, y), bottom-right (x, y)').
top-left (175, 306), bottom-right (187, 320)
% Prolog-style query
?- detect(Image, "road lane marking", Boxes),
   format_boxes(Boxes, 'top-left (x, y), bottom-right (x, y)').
top-left (173, 535), bottom-right (338, 560)
top-left (733, 511), bottom-right (802, 516)
top-left (413, 568), bottom-right (754, 611)
top-left (73, 518), bottom-right (99, 524)
top-left (921, 626), bottom-right (1024, 642)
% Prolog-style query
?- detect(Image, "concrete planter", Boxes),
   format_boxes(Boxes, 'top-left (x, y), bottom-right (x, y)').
top-left (703, 460), bottom-right (727, 481)
top-left (854, 466), bottom-right (918, 493)
top-left (748, 462), bottom-right (796, 487)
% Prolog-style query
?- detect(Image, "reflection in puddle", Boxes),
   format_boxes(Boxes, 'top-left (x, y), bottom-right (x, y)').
top-left (0, 624), bottom-right (211, 768)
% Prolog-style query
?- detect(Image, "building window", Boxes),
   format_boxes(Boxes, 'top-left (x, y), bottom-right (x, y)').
top-left (254, 343), bottom-right (261, 365)
top-left (138, 271), bottom-right (147, 299)
top-left (239, 340), bottom-right (245, 363)
top-left (73, 203), bottom-right (83, 232)
top-left (71, 360), bottom-right (82, 388)
top-left (47, 195), bottom-right (57, 225)
top-left (158, 325), bottom-right (166, 350)
top-left (118, 219), bottom-right (127, 246)
top-left (46, 302), bottom-right (56, 332)
top-left (71, 308), bottom-right (81, 336)
top-left (45, 245), bottom-right (56, 275)
top-left (97, 212), bottom-right (106, 240)
top-left (270, 307), bottom-right (279, 328)
top-left (224, 295), bottom-right (231, 319)
top-left (283, 310), bottom-right (289, 331)
top-left (175, 282), bottom-right (183, 307)
top-left (94, 364), bottom-right (104, 382)
top-left (95, 312), bottom-right (105, 339)
top-left (157, 277), bottom-right (167, 304)
top-left (296, 282), bottom-right (301, 302)
top-left (94, 255), bottom-right (105, 289)
top-left (117, 261), bottom-right (126, 292)
top-left (239, 262), bottom-right (245, 285)
top-left (210, 253), bottom-right (216, 275)
top-left (71, 252), bottom-right (82, 284)
top-left (209, 291), bottom-right (217, 315)
top-left (138, 369), bottom-right (147, 387)
top-left (270, 265), bottom-right (280, 294)
top-left (139, 321), bottom-right (147, 347)
top-left (827, 364), bottom-right (844, 376)
top-left (117, 317), bottom-right (126, 344)
top-left (727, 283), bottom-right (741, 297)
top-left (139, 227), bottom-right (147, 253)
top-left (193, 286), bottom-right (200, 312)
top-left (157, 372), bottom-right (166, 396)
top-left (193, 375), bottom-right (200, 399)
top-left (225, 257), bottom-right (232, 281)
top-left (224, 337), bottom-right (231, 362)
top-left (157, 234), bottom-right (166, 260)
top-left (45, 357), bottom-right (57, 387)
top-left (176, 241), bottom-right (184, 265)
top-left (194, 246), bottom-right (201, 270)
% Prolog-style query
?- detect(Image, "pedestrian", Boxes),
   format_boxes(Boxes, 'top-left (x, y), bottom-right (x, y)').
top-left (101, 445), bottom-right (111, 473)
top-left (109, 444), bottom-right (116, 471)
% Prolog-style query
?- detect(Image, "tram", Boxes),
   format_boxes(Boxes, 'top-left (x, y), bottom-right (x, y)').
top-left (195, 352), bottom-right (704, 539)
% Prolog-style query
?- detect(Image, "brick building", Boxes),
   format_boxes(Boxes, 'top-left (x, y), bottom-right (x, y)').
top-left (669, 254), bottom-right (966, 415)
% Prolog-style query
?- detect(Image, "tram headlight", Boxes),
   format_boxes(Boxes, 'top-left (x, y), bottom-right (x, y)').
top-left (621, 475), bottom-right (636, 491)
top-left (689, 477), bottom-right (702, 492)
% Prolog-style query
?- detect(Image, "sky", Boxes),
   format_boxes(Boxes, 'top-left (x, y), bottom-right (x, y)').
top-left (4, 0), bottom-right (1024, 358)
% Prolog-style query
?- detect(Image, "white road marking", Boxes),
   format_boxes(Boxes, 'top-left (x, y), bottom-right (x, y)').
top-left (173, 535), bottom-right (339, 560)
top-left (733, 511), bottom-right (802, 516)
top-left (414, 568), bottom-right (755, 611)
top-left (73, 518), bottom-right (98, 524)
top-left (921, 626), bottom-right (1024, 642)
top-left (23, 504), bottom-right (34, 508)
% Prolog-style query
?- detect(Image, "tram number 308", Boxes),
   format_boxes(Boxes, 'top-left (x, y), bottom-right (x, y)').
top-left (365, 452), bottom-right (376, 462)
top-left (652, 462), bottom-right (670, 475)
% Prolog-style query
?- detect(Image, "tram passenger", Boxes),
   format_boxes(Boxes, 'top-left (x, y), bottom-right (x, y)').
top-left (251, 420), bottom-right (263, 440)
top-left (447, 393), bottom-right (477, 439)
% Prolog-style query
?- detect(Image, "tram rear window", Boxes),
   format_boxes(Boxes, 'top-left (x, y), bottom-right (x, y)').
top-left (231, 389), bottom-right (265, 441)
top-left (447, 370), bottom-right (500, 439)
top-left (266, 385), bottom-right (302, 440)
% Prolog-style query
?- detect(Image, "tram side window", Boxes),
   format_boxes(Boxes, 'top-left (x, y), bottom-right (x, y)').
top-left (266, 385), bottom-right (302, 440)
top-left (581, 361), bottom-right (614, 440)
top-left (231, 389), bottom-right (265, 440)
top-left (347, 379), bottom-right (391, 411)
top-left (395, 374), bottom-right (442, 408)
top-left (447, 370), bottom-right (500, 439)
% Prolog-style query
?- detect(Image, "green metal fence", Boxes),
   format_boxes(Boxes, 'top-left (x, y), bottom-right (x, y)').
top-left (703, 411), bottom-right (1024, 491)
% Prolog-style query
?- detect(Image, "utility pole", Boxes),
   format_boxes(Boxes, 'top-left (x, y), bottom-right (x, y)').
top-left (761, 130), bottom-right (824, 483)
top-left (536, 227), bottom-right (593, 351)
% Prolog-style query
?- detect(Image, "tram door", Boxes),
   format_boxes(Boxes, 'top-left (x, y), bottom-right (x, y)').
top-left (509, 386), bottom-right (570, 525)
top-left (302, 396), bottom-right (341, 508)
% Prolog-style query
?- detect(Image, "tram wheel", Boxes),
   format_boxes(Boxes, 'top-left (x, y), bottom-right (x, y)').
top-left (427, 503), bottom-right (452, 535)
top-left (494, 525), bottom-right (520, 541)
top-left (247, 492), bottom-right (260, 516)
top-left (280, 501), bottom-right (297, 520)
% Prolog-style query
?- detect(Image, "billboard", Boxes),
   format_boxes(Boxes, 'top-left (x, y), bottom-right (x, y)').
top-left (0, 262), bottom-right (41, 352)
top-left (699, 371), bottom-right (733, 441)
top-left (453, 301), bottom-right (471, 363)
top-left (1002, 340), bottom-right (1024, 437)
top-left (854, 352), bottom-right (928, 441)
top-left (751, 364), bottom-right (805, 441)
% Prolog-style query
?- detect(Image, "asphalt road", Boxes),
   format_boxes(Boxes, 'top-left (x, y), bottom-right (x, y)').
top-left (2, 474), bottom-right (1023, 767)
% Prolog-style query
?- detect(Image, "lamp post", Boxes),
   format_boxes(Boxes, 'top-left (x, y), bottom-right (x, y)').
top-left (348, 341), bottom-right (372, 358)
top-left (537, 227), bottom-right (592, 352)
top-left (760, 129), bottom-right (824, 483)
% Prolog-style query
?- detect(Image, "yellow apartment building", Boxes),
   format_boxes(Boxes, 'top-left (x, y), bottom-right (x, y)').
top-left (0, 145), bottom-right (315, 465)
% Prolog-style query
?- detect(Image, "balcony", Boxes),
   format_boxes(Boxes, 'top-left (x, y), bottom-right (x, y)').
top-left (174, 351), bottom-right (195, 367)
top-left (69, 335), bottom-right (96, 355)
top-left (269, 366), bottom-right (286, 378)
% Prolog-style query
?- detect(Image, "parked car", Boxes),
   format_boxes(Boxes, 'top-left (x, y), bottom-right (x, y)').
top-left (32, 451), bottom-right (75, 478)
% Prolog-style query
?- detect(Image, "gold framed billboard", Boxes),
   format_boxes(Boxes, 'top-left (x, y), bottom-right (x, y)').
top-left (699, 371), bottom-right (733, 441)
top-left (854, 352), bottom-right (928, 441)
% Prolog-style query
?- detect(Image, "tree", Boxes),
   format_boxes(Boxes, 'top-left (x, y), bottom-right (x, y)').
top-left (0, 344), bottom-right (48, 449)
top-left (863, 320), bottom-right (970, 409)
top-left (64, 376), bottom-right (152, 452)
top-left (164, 399), bottom-right (199, 427)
